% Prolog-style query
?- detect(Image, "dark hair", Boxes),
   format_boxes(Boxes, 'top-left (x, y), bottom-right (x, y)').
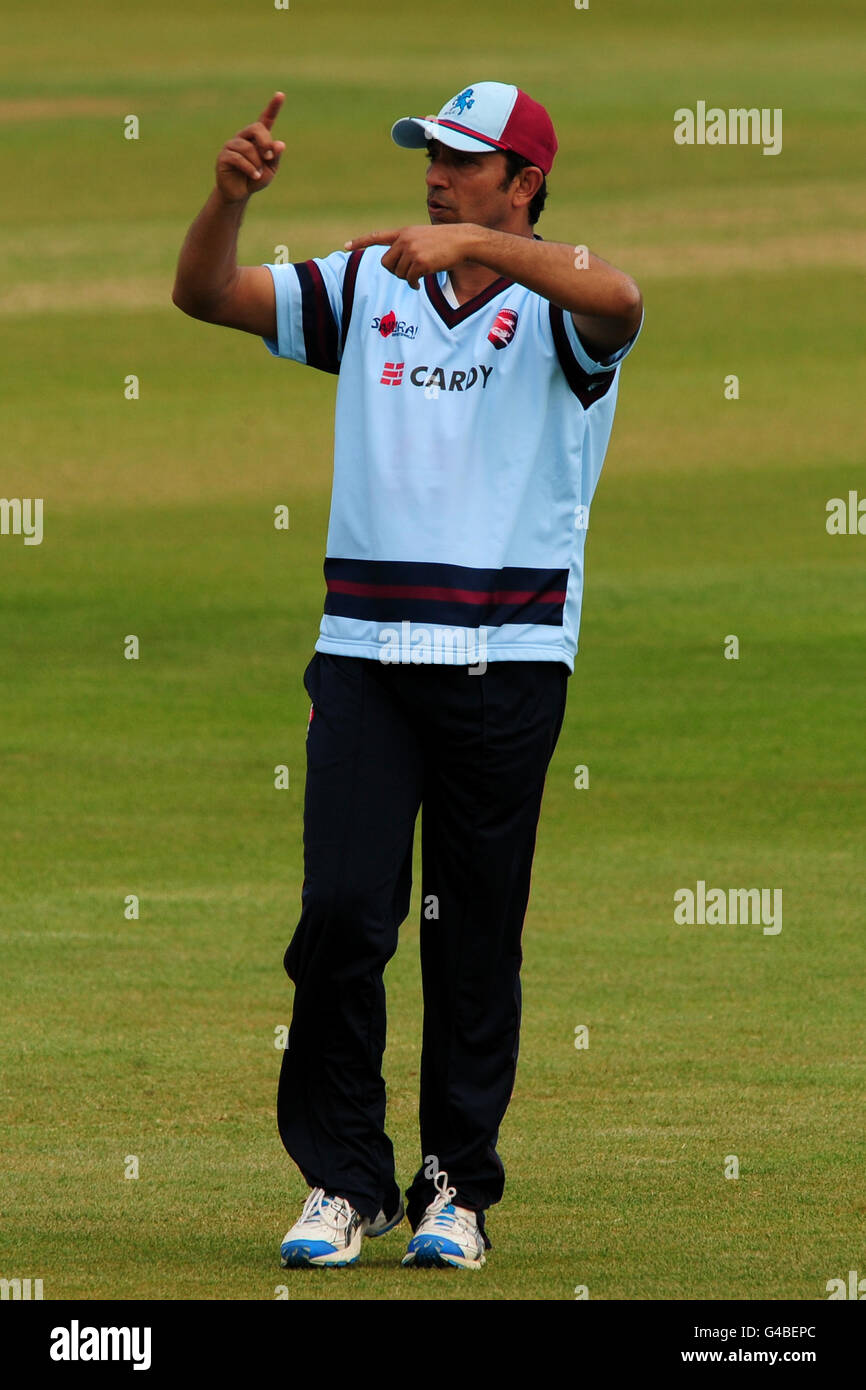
top-left (501, 149), bottom-right (548, 226)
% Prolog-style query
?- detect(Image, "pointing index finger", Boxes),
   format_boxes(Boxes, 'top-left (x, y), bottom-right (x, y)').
top-left (259, 92), bottom-right (285, 130)
top-left (344, 230), bottom-right (400, 251)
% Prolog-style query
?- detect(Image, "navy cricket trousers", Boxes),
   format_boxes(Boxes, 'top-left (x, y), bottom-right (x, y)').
top-left (277, 651), bottom-right (568, 1241)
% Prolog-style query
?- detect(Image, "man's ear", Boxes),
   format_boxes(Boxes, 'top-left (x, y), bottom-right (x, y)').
top-left (513, 165), bottom-right (543, 209)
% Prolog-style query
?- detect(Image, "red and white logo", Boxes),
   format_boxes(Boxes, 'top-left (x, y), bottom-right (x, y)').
top-left (488, 308), bottom-right (518, 350)
top-left (380, 361), bottom-right (405, 385)
top-left (370, 311), bottom-right (418, 340)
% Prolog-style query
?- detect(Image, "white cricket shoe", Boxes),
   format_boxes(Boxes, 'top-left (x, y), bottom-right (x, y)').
top-left (279, 1188), bottom-right (404, 1267)
top-left (401, 1169), bottom-right (486, 1269)
top-left (280, 1188), bottom-right (368, 1267)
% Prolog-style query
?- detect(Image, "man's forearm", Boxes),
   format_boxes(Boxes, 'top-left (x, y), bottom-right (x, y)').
top-left (172, 189), bottom-right (249, 320)
top-left (466, 225), bottom-right (642, 330)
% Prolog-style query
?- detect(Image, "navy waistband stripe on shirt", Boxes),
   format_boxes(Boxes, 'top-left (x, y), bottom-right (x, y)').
top-left (323, 557), bottom-right (568, 628)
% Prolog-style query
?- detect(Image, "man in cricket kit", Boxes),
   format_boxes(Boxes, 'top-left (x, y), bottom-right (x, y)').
top-left (173, 82), bottom-right (643, 1270)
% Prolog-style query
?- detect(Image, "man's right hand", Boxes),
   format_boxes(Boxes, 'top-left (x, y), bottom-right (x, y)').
top-left (216, 92), bottom-right (286, 202)
top-left (173, 92), bottom-right (285, 338)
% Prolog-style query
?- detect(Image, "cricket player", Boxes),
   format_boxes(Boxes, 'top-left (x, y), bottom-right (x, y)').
top-left (173, 82), bottom-right (643, 1270)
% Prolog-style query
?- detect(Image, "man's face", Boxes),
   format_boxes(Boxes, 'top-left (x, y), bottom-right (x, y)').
top-left (425, 140), bottom-right (523, 231)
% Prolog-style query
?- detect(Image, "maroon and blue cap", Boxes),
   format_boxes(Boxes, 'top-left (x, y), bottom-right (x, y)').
top-left (391, 81), bottom-right (558, 175)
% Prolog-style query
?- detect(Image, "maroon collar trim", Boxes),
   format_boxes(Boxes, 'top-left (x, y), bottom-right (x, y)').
top-left (423, 271), bottom-right (514, 327)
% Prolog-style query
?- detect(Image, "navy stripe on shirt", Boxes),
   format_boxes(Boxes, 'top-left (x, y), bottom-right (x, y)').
top-left (295, 260), bottom-right (340, 374)
top-left (323, 557), bottom-right (568, 628)
top-left (340, 248), bottom-right (364, 351)
top-left (549, 303), bottom-right (617, 409)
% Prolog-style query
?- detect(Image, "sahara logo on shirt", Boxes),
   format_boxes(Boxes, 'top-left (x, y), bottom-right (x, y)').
top-left (371, 310), bottom-right (419, 340)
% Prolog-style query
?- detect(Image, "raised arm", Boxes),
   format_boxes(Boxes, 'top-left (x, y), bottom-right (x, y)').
top-left (172, 92), bottom-right (286, 338)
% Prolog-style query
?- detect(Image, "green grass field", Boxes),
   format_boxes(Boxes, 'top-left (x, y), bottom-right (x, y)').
top-left (1, 0), bottom-right (864, 1300)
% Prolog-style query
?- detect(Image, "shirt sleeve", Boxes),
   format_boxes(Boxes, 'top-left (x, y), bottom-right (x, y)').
top-left (261, 249), bottom-right (353, 373)
top-left (562, 303), bottom-right (644, 372)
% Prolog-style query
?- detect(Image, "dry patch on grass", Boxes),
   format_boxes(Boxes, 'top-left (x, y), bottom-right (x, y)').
top-left (606, 180), bottom-right (866, 239)
top-left (627, 229), bottom-right (866, 278)
top-left (2, 224), bottom-right (862, 319)
top-left (0, 97), bottom-right (132, 121)
top-left (0, 277), bottom-right (170, 314)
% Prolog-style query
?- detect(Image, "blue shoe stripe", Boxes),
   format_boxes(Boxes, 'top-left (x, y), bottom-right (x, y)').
top-left (409, 1234), bottom-right (466, 1261)
top-left (281, 1240), bottom-right (338, 1264)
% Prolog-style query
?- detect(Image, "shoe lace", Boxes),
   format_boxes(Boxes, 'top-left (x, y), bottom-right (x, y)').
top-left (298, 1187), bottom-right (351, 1230)
top-left (422, 1169), bottom-right (473, 1236)
top-left (429, 1168), bottom-right (456, 1212)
